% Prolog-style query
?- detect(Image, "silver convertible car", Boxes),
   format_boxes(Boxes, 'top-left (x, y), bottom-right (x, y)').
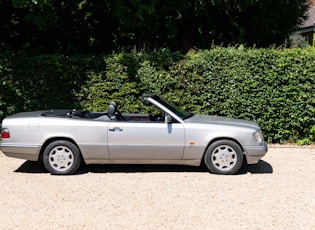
top-left (0, 94), bottom-right (267, 175)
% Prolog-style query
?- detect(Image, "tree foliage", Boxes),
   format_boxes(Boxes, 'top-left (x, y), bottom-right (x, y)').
top-left (0, 0), bottom-right (309, 53)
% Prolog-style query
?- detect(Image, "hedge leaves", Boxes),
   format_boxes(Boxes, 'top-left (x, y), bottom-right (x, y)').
top-left (1, 47), bottom-right (315, 143)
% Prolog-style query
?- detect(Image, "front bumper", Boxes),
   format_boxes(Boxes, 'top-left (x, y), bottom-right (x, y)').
top-left (243, 141), bottom-right (268, 164)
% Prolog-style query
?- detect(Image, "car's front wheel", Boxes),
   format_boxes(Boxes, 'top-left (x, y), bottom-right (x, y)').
top-left (43, 140), bottom-right (82, 175)
top-left (204, 140), bottom-right (243, 175)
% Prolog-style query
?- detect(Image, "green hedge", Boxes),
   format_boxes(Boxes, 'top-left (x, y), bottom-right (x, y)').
top-left (1, 47), bottom-right (315, 144)
top-left (79, 47), bottom-right (315, 144)
top-left (0, 49), bottom-right (105, 118)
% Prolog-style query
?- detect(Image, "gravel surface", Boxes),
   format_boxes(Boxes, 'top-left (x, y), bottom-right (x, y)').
top-left (0, 146), bottom-right (314, 230)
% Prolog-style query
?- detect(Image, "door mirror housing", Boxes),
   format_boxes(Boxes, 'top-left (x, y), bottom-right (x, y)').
top-left (165, 114), bottom-right (173, 124)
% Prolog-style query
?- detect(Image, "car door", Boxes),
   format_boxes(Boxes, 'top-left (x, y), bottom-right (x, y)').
top-left (107, 120), bottom-right (185, 160)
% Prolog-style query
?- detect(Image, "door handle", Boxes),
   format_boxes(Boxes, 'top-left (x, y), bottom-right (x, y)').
top-left (109, 127), bottom-right (123, 132)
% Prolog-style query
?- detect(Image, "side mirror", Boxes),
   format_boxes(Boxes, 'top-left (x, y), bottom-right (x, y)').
top-left (165, 114), bottom-right (173, 124)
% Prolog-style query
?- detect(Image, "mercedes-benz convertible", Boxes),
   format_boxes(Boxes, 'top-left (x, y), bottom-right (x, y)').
top-left (0, 94), bottom-right (267, 175)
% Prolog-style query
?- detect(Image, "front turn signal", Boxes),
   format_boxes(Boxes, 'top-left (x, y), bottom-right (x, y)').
top-left (253, 132), bottom-right (262, 143)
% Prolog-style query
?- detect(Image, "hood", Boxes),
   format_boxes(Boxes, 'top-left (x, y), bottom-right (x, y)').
top-left (185, 114), bottom-right (259, 129)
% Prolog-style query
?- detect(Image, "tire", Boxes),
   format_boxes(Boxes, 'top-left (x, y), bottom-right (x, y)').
top-left (204, 140), bottom-right (243, 175)
top-left (43, 140), bottom-right (82, 175)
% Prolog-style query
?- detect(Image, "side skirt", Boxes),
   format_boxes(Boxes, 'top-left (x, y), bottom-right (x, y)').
top-left (84, 159), bottom-right (201, 167)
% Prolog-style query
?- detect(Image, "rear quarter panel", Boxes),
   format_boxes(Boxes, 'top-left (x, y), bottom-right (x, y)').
top-left (1, 116), bottom-right (110, 161)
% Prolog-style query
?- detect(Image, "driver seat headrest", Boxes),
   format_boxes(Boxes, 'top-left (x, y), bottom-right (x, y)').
top-left (108, 102), bottom-right (117, 119)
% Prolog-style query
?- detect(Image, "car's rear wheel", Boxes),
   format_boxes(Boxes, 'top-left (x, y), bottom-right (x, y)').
top-left (204, 140), bottom-right (243, 175)
top-left (43, 140), bottom-right (82, 175)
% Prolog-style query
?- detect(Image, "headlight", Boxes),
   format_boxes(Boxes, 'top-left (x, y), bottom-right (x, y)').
top-left (253, 132), bottom-right (262, 142)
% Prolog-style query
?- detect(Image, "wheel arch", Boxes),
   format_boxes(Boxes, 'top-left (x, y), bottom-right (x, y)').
top-left (203, 137), bottom-right (245, 159)
top-left (38, 137), bottom-right (81, 160)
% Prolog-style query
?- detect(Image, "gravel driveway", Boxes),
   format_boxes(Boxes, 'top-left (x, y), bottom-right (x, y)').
top-left (0, 146), bottom-right (314, 230)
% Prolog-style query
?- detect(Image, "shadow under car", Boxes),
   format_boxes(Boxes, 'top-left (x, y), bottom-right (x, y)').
top-left (14, 159), bottom-right (273, 175)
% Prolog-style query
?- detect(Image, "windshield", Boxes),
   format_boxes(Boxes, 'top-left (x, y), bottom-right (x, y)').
top-left (151, 95), bottom-right (193, 120)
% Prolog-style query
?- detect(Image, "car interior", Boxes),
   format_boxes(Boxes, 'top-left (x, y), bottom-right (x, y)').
top-left (41, 101), bottom-right (166, 122)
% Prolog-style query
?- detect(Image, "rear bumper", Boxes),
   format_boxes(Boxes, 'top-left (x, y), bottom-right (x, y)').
top-left (243, 141), bottom-right (268, 164)
top-left (0, 143), bottom-right (41, 161)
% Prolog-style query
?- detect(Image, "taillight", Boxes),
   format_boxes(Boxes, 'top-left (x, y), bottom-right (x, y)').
top-left (1, 128), bottom-right (10, 138)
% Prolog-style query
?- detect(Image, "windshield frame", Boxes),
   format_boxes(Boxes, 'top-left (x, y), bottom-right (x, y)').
top-left (146, 94), bottom-right (194, 120)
